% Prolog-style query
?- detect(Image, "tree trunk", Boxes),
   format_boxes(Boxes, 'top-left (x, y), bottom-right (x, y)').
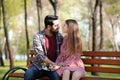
top-left (92, 0), bottom-right (99, 75)
top-left (36, 0), bottom-right (42, 31)
top-left (1, 0), bottom-right (14, 69)
top-left (92, 0), bottom-right (99, 51)
top-left (4, 42), bottom-right (9, 59)
top-left (109, 16), bottom-right (120, 51)
top-left (0, 47), bottom-right (4, 66)
top-left (24, 0), bottom-right (30, 65)
top-left (88, 0), bottom-right (93, 51)
top-left (112, 24), bottom-right (119, 51)
top-left (49, 0), bottom-right (58, 16)
top-left (99, 0), bottom-right (103, 50)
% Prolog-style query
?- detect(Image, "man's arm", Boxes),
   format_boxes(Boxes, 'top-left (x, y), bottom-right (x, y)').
top-left (33, 33), bottom-right (56, 65)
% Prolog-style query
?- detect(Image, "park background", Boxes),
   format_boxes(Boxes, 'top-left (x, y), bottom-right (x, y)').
top-left (0, 0), bottom-right (120, 79)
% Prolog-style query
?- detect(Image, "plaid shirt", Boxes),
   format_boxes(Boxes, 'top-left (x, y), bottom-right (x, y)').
top-left (32, 29), bottom-right (63, 70)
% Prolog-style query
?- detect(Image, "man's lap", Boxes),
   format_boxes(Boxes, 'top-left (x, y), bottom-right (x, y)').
top-left (24, 65), bottom-right (60, 80)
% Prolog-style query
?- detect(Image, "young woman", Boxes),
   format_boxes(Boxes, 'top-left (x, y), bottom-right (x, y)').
top-left (56, 19), bottom-right (86, 80)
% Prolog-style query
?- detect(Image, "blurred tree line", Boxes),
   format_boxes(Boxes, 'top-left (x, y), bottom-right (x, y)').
top-left (0, 0), bottom-right (120, 69)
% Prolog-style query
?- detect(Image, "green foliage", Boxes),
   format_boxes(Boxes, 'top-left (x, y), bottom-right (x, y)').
top-left (18, 35), bottom-right (26, 55)
top-left (0, 0), bottom-right (3, 29)
top-left (0, 29), bottom-right (4, 45)
top-left (105, 3), bottom-right (120, 16)
top-left (104, 0), bottom-right (120, 16)
top-left (103, 0), bottom-right (119, 4)
top-left (1, 0), bottom-right (120, 57)
top-left (61, 0), bottom-right (83, 21)
top-left (1, 0), bottom-right (32, 55)
top-left (4, 0), bottom-right (31, 18)
top-left (1, 0), bottom-right (32, 28)
top-left (105, 40), bottom-right (113, 50)
top-left (4, 0), bottom-right (23, 18)
top-left (17, 25), bottom-right (34, 55)
top-left (61, 0), bottom-right (73, 20)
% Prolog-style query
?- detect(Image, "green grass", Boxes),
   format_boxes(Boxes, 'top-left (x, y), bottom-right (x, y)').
top-left (0, 60), bottom-right (27, 80)
top-left (0, 60), bottom-right (120, 80)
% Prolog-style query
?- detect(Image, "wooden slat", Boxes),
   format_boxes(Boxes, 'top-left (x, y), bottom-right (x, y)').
top-left (8, 73), bottom-right (119, 80)
top-left (28, 50), bottom-right (34, 68)
top-left (29, 49), bottom-right (36, 55)
top-left (83, 51), bottom-right (120, 57)
top-left (8, 73), bottom-right (24, 78)
top-left (27, 64), bottom-right (33, 68)
top-left (81, 77), bottom-right (120, 80)
top-left (82, 59), bottom-right (120, 65)
top-left (9, 73), bottom-right (49, 80)
top-left (29, 57), bottom-right (34, 62)
top-left (41, 76), bottom-right (50, 80)
top-left (29, 50), bottom-right (120, 57)
top-left (85, 66), bottom-right (120, 73)
top-left (6, 50), bottom-right (120, 80)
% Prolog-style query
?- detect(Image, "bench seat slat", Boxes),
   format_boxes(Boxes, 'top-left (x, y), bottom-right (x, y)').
top-left (29, 57), bottom-right (34, 62)
top-left (81, 77), bottom-right (120, 80)
top-left (29, 50), bottom-right (120, 57)
top-left (8, 73), bottom-right (120, 80)
top-left (83, 51), bottom-right (120, 57)
top-left (29, 50), bottom-right (36, 55)
top-left (8, 73), bottom-right (51, 80)
top-left (82, 59), bottom-right (120, 65)
top-left (85, 66), bottom-right (120, 73)
top-left (8, 73), bottom-right (24, 78)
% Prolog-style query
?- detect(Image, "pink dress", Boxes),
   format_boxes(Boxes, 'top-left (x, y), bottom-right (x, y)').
top-left (56, 37), bottom-right (86, 77)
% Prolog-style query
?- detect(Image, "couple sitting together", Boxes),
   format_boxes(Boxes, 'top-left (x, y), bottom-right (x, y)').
top-left (24, 15), bottom-right (86, 80)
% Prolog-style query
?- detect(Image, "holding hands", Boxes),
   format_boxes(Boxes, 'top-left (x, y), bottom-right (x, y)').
top-left (49, 64), bottom-right (60, 71)
top-left (49, 62), bottom-right (68, 71)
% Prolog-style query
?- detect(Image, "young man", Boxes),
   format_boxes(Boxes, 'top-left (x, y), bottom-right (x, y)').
top-left (24, 15), bottom-right (63, 80)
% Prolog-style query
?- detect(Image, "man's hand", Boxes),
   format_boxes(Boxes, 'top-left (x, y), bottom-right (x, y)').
top-left (49, 64), bottom-right (60, 71)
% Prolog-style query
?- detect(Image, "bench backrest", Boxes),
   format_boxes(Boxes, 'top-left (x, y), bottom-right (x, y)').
top-left (28, 50), bottom-right (120, 74)
top-left (28, 50), bottom-right (35, 67)
top-left (82, 51), bottom-right (120, 74)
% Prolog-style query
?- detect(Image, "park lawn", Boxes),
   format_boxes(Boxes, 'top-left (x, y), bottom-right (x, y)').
top-left (0, 60), bottom-right (120, 80)
top-left (0, 60), bottom-right (27, 80)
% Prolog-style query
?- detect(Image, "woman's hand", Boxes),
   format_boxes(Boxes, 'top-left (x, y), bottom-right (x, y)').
top-left (49, 64), bottom-right (60, 71)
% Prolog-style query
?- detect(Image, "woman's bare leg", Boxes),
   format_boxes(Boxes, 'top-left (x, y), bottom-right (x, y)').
top-left (71, 71), bottom-right (83, 80)
top-left (62, 70), bottom-right (70, 80)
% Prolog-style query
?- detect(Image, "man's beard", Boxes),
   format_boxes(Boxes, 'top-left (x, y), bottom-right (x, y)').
top-left (50, 29), bottom-right (58, 34)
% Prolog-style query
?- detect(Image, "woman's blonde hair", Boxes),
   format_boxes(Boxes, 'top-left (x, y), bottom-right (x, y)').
top-left (65, 19), bottom-right (82, 55)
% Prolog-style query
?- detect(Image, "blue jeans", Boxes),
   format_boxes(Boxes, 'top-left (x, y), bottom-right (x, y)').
top-left (24, 66), bottom-right (60, 80)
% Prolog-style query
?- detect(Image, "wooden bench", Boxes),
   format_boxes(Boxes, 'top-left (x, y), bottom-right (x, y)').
top-left (2, 50), bottom-right (120, 80)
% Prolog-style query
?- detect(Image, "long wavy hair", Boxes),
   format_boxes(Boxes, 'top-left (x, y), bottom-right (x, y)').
top-left (65, 19), bottom-right (83, 55)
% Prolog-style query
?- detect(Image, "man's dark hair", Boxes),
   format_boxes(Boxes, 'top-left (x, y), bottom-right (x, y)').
top-left (44, 15), bottom-right (58, 28)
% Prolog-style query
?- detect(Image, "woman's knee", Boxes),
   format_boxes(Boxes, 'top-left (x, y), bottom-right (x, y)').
top-left (63, 69), bottom-right (70, 74)
top-left (71, 71), bottom-right (83, 80)
top-left (62, 70), bottom-right (70, 80)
